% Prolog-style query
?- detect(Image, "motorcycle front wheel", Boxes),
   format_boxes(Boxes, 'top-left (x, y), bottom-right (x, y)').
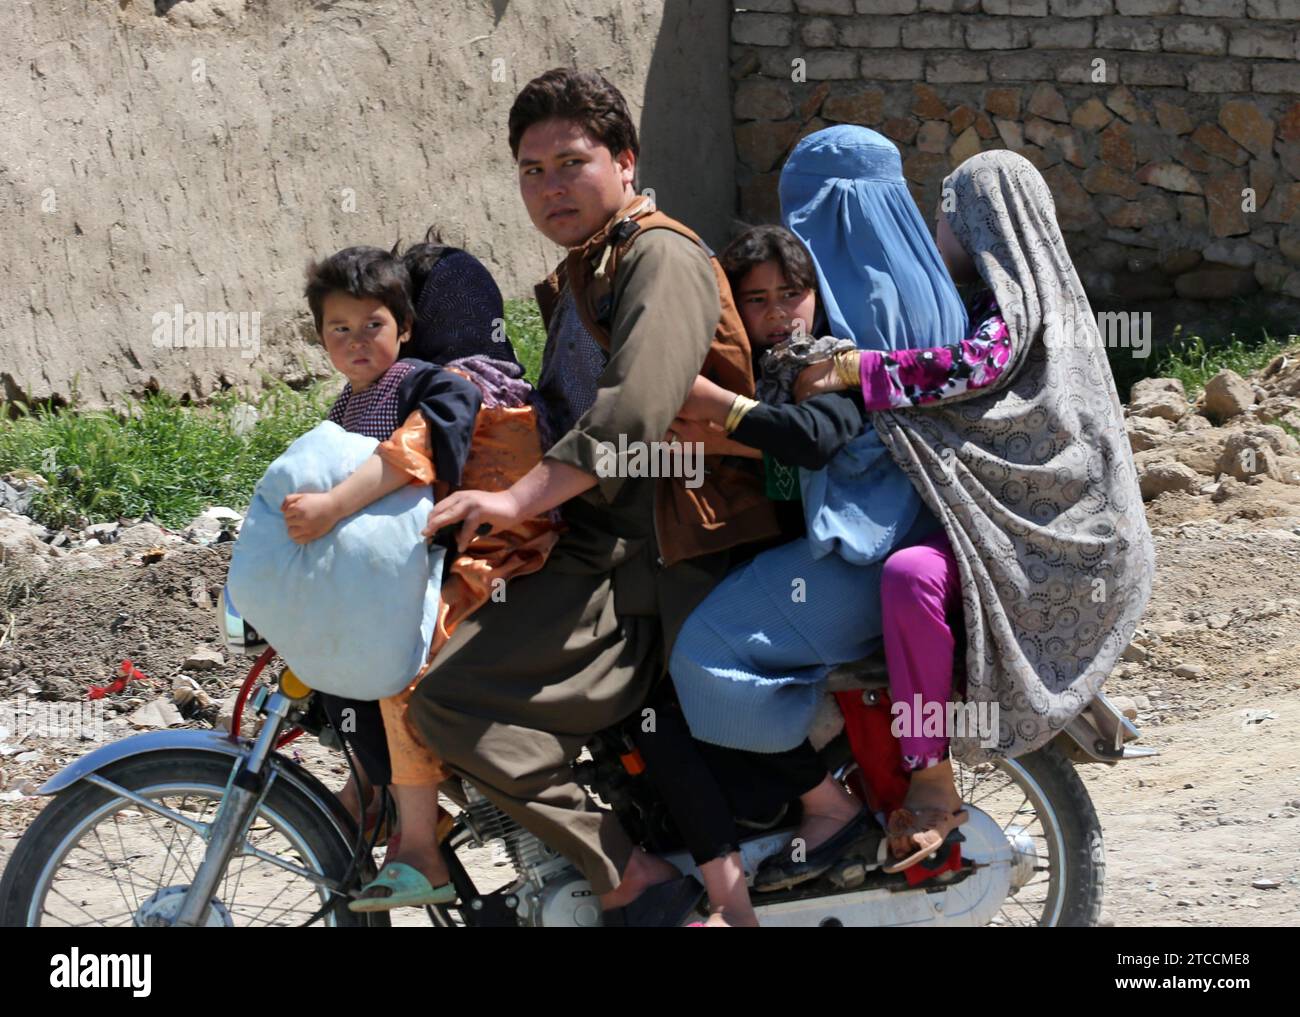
top-left (0, 752), bottom-right (386, 928)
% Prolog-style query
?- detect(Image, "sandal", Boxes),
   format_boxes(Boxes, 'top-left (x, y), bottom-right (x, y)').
top-left (882, 807), bottom-right (969, 874)
top-left (348, 862), bottom-right (457, 913)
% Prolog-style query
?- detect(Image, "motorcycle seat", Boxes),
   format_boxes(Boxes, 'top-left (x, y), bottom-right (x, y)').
top-left (824, 651), bottom-right (891, 693)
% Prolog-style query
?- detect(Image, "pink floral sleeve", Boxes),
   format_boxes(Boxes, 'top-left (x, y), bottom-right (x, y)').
top-left (858, 295), bottom-right (1012, 411)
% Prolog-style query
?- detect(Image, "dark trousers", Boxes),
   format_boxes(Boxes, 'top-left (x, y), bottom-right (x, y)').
top-left (631, 683), bottom-right (825, 867)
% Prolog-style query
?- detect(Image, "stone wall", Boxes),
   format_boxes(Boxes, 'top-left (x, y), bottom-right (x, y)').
top-left (2, 0), bottom-right (732, 408)
top-left (731, 1), bottom-right (1300, 309)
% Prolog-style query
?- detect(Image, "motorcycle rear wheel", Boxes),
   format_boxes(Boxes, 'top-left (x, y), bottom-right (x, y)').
top-left (954, 743), bottom-right (1104, 927)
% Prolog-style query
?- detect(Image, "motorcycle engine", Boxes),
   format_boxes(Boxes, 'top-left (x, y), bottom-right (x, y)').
top-left (462, 785), bottom-right (601, 927)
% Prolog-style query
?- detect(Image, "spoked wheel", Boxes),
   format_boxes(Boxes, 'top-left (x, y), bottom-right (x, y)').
top-left (954, 742), bottom-right (1104, 927)
top-left (0, 753), bottom-right (386, 928)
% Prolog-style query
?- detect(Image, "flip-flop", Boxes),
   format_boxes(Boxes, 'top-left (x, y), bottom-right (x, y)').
top-left (348, 862), bottom-right (457, 913)
top-left (882, 807), bottom-right (969, 874)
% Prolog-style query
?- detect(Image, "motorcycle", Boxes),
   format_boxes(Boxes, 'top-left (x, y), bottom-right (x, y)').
top-left (0, 588), bottom-right (1153, 927)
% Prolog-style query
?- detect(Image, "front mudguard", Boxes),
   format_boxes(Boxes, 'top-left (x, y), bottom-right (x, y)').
top-left (37, 729), bottom-right (359, 851)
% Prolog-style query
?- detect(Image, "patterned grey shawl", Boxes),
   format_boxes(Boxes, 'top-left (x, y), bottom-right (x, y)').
top-left (872, 150), bottom-right (1155, 764)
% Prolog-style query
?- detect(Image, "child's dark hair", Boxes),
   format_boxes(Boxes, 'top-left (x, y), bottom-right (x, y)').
top-left (719, 225), bottom-right (819, 295)
top-left (508, 68), bottom-right (639, 161)
top-left (304, 245), bottom-right (414, 337)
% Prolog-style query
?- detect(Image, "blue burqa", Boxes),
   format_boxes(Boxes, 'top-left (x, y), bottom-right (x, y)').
top-left (780, 125), bottom-right (967, 564)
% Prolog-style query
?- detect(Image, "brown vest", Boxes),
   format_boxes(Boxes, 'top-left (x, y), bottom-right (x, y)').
top-left (534, 198), bottom-right (781, 566)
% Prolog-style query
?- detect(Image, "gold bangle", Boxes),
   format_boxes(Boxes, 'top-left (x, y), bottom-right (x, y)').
top-left (724, 394), bottom-right (759, 434)
top-left (833, 350), bottom-right (860, 388)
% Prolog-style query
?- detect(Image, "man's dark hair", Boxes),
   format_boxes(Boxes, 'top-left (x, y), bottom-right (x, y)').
top-left (719, 225), bottom-right (819, 296)
top-left (303, 245), bottom-right (414, 337)
top-left (508, 68), bottom-right (639, 161)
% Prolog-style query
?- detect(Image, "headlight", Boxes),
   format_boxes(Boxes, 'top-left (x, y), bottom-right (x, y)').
top-left (218, 585), bottom-right (268, 657)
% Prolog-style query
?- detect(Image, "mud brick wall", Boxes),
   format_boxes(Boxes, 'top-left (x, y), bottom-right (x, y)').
top-left (731, 1), bottom-right (1300, 305)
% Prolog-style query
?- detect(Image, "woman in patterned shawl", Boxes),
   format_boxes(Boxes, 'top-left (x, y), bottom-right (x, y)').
top-left (803, 148), bottom-right (1154, 767)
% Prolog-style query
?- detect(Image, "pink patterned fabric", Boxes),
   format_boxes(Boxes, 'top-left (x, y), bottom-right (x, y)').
top-left (858, 293), bottom-right (1010, 411)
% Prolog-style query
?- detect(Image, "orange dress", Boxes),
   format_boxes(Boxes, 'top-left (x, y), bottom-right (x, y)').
top-left (375, 388), bottom-right (560, 785)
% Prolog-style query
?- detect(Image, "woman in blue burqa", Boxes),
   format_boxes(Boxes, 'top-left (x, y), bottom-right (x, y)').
top-left (670, 125), bottom-right (969, 888)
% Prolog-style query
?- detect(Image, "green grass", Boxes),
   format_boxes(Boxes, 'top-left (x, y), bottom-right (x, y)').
top-left (0, 381), bottom-right (339, 530)
top-left (0, 300), bottom-right (549, 530)
top-left (1108, 327), bottom-right (1297, 402)
top-left (1148, 332), bottom-right (1294, 397)
top-left (504, 298), bottom-right (546, 385)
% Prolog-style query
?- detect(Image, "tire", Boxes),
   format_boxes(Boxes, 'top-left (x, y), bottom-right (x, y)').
top-left (982, 743), bottom-right (1105, 927)
top-left (0, 751), bottom-right (388, 928)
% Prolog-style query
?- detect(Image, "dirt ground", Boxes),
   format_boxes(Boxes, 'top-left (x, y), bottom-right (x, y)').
top-left (2, 490), bottom-right (1299, 925)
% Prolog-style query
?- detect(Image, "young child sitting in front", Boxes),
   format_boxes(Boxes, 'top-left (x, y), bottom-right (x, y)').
top-left (283, 243), bottom-right (558, 911)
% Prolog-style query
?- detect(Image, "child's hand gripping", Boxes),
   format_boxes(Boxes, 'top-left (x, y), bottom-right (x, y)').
top-left (281, 491), bottom-right (343, 545)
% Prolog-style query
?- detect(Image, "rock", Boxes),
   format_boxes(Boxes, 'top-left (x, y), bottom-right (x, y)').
top-left (1107, 695), bottom-right (1139, 720)
top-left (84, 522), bottom-right (120, 544)
top-left (1106, 85), bottom-right (1148, 125)
top-left (0, 477), bottom-right (37, 516)
top-left (115, 522), bottom-right (173, 551)
top-left (1203, 239), bottom-right (1257, 269)
top-left (1120, 643), bottom-right (1149, 663)
top-left (1155, 101), bottom-right (1193, 135)
top-left (1028, 84), bottom-right (1069, 124)
top-left (1258, 261), bottom-right (1289, 292)
top-left (1129, 377), bottom-right (1190, 420)
top-left (1217, 432), bottom-right (1286, 482)
top-left (1138, 461), bottom-right (1201, 500)
top-left (1219, 100), bottom-right (1275, 160)
top-left (0, 507), bottom-right (62, 579)
top-left (1173, 664), bottom-right (1206, 678)
top-left (186, 506), bottom-right (243, 544)
top-left (1252, 878), bottom-right (1280, 890)
top-left (1160, 248), bottom-right (1202, 276)
top-left (983, 87), bottom-right (1021, 120)
top-left (1126, 415), bottom-right (1174, 452)
top-left (1203, 369), bottom-right (1256, 422)
top-left (1206, 613), bottom-right (1231, 629)
top-left (229, 405), bottom-right (259, 438)
top-left (1136, 162), bottom-right (1201, 194)
top-left (1279, 226), bottom-right (1300, 264)
top-left (916, 120), bottom-right (949, 153)
top-left (126, 699), bottom-right (186, 729)
top-left (948, 126), bottom-right (981, 165)
top-left (183, 646), bottom-right (225, 672)
top-left (1177, 413), bottom-right (1213, 433)
top-left (1205, 170), bottom-right (1251, 238)
top-left (1173, 267), bottom-right (1258, 300)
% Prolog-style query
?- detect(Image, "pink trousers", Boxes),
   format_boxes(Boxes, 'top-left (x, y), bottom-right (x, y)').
top-left (881, 530), bottom-right (962, 772)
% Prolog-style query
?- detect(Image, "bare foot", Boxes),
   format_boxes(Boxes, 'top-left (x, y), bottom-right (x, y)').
top-left (600, 849), bottom-right (681, 910)
top-left (888, 761), bottom-right (966, 863)
top-left (901, 760), bottom-right (964, 815)
top-left (796, 775), bottom-right (862, 852)
top-left (337, 774), bottom-right (376, 827)
top-left (699, 906), bottom-right (759, 928)
top-left (381, 847), bottom-right (450, 890)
